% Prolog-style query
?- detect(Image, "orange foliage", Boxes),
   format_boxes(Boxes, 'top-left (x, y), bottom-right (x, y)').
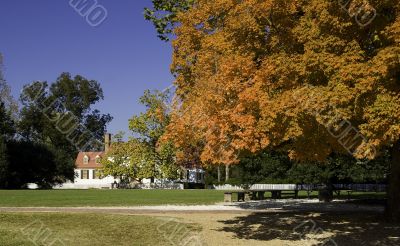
top-left (163, 0), bottom-right (400, 166)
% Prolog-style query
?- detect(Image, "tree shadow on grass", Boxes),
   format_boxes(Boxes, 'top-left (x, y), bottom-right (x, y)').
top-left (217, 211), bottom-right (400, 245)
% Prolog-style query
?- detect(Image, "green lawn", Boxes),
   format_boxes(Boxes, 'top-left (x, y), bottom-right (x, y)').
top-left (0, 189), bottom-right (225, 207)
top-left (0, 213), bottom-right (200, 246)
top-left (0, 189), bottom-right (386, 207)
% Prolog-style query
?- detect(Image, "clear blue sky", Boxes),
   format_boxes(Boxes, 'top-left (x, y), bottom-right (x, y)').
top-left (0, 0), bottom-right (174, 136)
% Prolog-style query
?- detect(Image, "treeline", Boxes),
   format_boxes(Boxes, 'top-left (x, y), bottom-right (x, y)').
top-left (0, 64), bottom-right (112, 189)
top-left (206, 152), bottom-right (389, 186)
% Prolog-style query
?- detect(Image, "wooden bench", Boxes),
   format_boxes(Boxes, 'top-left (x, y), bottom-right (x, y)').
top-left (224, 192), bottom-right (251, 202)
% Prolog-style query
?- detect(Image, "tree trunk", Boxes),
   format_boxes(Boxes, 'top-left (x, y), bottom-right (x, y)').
top-left (225, 164), bottom-right (230, 182)
top-left (217, 166), bottom-right (221, 182)
top-left (386, 140), bottom-right (400, 222)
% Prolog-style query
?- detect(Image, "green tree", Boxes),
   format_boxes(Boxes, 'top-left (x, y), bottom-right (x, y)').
top-left (0, 135), bottom-right (8, 188)
top-left (102, 139), bottom-right (179, 183)
top-left (0, 96), bottom-right (15, 188)
top-left (144, 0), bottom-right (194, 41)
top-left (113, 131), bottom-right (125, 143)
top-left (19, 73), bottom-right (112, 152)
top-left (5, 140), bottom-right (72, 189)
top-left (129, 89), bottom-right (179, 182)
top-left (16, 73), bottom-right (112, 187)
top-left (237, 151), bottom-right (389, 186)
top-left (287, 154), bottom-right (390, 186)
top-left (0, 97), bottom-right (75, 189)
top-left (238, 152), bottom-right (292, 185)
top-left (0, 54), bottom-right (18, 119)
top-left (101, 141), bottom-right (138, 182)
top-left (0, 101), bottom-right (15, 139)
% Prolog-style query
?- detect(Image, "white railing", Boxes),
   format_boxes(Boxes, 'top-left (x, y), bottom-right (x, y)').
top-left (211, 184), bottom-right (297, 191)
top-left (54, 183), bottom-right (111, 189)
top-left (136, 183), bottom-right (184, 190)
top-left (210, 183), bottom-right (387, 192)
top-left (251, 184), bottom-right (297, 191)
top-left (211, 184), bottom-right (243, 191)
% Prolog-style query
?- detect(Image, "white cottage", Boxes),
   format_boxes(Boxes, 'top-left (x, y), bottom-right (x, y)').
top-left (55, 134), bottom-right (205, 189)
top-left (55, 134), bottom-right (119, 189)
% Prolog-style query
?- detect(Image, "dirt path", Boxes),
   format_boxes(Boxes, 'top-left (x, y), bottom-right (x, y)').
top-left (147, 212), bottom-right (302, 246)
top-left (0, 198), bottom-right (385, 214)
top-left (0, 201), bottom-right (393, 246)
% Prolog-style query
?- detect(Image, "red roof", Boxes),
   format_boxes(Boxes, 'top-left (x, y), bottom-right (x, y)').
top-left (75, 152), bottom-right (104, 169)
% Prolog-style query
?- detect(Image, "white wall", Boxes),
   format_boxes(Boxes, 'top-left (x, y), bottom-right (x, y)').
top-left (54, 169), bottom-right (118, 189)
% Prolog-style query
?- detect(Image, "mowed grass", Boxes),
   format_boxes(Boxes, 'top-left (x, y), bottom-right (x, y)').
top-left (0, 189), bottom-right (385, 207)
top-left (0, 213), bottom-right (201, 246)
top-left (0, 189), bottom-right (225, 207)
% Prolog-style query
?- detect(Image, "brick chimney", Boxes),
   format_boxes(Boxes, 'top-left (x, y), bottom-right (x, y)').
top-left (104, 133), bottom-right (112, 153)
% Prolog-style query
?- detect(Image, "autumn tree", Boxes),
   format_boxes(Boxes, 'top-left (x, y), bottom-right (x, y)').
top-left (161, 0), bottom-right (400, 220)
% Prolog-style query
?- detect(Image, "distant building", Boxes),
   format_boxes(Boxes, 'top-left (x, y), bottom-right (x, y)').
top-left (55, 134), bottom-right (119, 189)
top-left (180, 163), bottom-right (205, 185)
top-left (55, 133), bottom-right (205, 189)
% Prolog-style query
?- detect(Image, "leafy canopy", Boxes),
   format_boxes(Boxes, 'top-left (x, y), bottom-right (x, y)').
top-left (144, 0), bottom-right (194, 41)
top-left (19, 72), bottom-right (113, 152)
top-left (164, 0), bottom-right (400, 165)
top-left (103, 89), bottom-right (180, 182)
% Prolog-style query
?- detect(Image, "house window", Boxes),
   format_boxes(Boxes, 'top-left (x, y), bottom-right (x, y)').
top-left (83, 155), bottom-right (89, 164)
top-left (92, 170), bottom-right (99, 179)
top-left (95, 156), bottom-right (101, 164)
top-left (81, 170), bottom-right (89, 179)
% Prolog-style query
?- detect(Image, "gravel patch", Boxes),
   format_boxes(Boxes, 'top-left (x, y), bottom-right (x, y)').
top-left (0, 199), bottom-right (384, 213)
